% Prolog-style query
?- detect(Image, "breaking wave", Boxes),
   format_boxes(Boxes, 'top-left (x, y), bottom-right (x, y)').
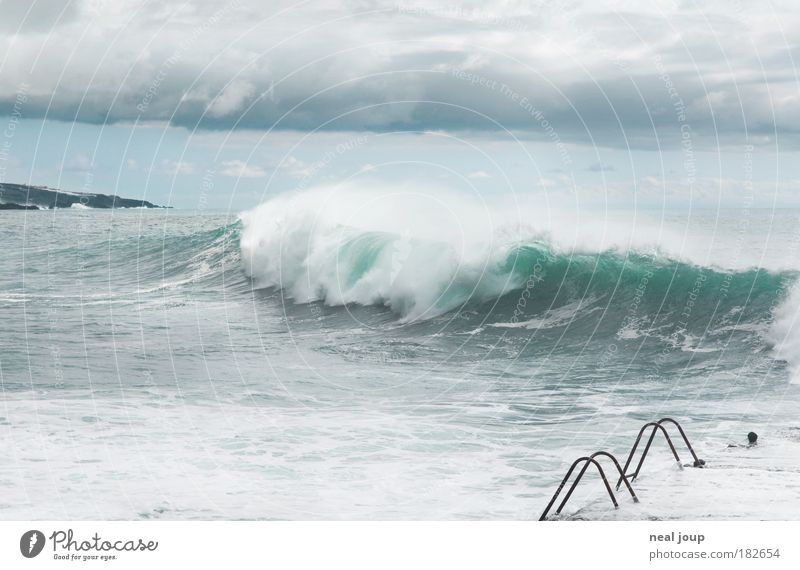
top-left (237, 184), bottom-right (800, 378)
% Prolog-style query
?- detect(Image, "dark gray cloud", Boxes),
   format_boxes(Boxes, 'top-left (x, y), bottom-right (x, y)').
top-left (0, 0), bottom-right (798, 148)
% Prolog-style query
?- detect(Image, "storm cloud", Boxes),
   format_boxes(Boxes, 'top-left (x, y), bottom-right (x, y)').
top-left (0, 0), bottom-right (798, 148)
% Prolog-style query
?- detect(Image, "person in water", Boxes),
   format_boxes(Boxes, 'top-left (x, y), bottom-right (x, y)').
top-left (728, 432), bottom-right (758, 448)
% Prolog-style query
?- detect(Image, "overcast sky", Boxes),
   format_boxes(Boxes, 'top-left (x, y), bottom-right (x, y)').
top-left (0, 0), bottom-right (798, 209)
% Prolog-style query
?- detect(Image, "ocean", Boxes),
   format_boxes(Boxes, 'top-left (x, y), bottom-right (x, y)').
top-left (2, 188), bottom-right (800, 520)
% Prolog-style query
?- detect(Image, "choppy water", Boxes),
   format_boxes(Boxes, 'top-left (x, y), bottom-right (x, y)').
top-left (2, 191), bottom-right (800, 519)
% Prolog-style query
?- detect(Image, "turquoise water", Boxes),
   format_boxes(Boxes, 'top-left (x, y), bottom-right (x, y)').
top-left (1, 202), bottom-right (799, 519)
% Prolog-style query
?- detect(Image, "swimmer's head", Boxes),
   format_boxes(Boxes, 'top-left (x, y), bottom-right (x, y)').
top-left (747, 432), bottom-right (758, 445)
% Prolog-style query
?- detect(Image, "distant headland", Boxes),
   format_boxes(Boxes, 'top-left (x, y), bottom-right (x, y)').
top-left (0, 182), bottom-right (167, 210)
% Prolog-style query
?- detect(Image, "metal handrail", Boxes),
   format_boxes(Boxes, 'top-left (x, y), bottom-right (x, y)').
top-left (539, 451), bottom-right (638, 521)
top-left (540, 418), bottom-right (705, 520)
top-left (556, 451), bottom-right (639, 514)
top-left (616, 422), bottom-right (680, 489)
top-left (659, 417), bottom-right (703, 466)
top-left (616, 418), bottom-right (704, 489)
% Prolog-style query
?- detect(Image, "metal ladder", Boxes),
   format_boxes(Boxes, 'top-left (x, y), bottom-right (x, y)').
top-left (539, 418), bottom-right (704, 520)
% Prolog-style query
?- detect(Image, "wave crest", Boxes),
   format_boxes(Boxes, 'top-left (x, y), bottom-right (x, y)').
top-left (239, 186), bottom-right (796, 327)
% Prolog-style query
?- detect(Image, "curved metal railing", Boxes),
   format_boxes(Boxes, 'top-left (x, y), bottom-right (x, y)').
top-left (616, 417), bottom-right (705, 490)
top-left (539, 451), bottom-right (638, 521)
top-left (540, 418), bottom-right (703, 520)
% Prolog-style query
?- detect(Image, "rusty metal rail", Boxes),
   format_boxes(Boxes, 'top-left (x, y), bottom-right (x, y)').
top-left (540, 418), bottom-right (703, 521)
top-left (616, 417), bottom-right (705, 490)
top-left (539, 451), bottom-right (638, 521)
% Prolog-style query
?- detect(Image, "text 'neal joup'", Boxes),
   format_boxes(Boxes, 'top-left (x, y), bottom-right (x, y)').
top-left (650, 532), bottom-right (705, 545)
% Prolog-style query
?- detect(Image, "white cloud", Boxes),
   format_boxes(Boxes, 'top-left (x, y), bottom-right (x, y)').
top-left (220, 159), bottom-right (267, 178)
top-left (207, 80), bottom-right (257, 118)
top-left (468, 170), bottom-right (491, 179)
top-left (280, 156), bottom-right (314, 179)
top-left (161, 159), bottom-right (195, 175)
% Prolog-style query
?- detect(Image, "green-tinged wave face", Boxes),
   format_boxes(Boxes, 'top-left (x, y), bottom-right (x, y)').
top-left (70, 208), bottom-right (788, 343)
top-left (235, 187), bottom-right (800, 380)
top-left (498, 244), bottom-right (791, 330)
top-left (240, 217), bottom-right (794, 328)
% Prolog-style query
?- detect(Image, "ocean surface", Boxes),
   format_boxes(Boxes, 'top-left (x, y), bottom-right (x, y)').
top-left (2, 189), bottom-right (800, 520)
